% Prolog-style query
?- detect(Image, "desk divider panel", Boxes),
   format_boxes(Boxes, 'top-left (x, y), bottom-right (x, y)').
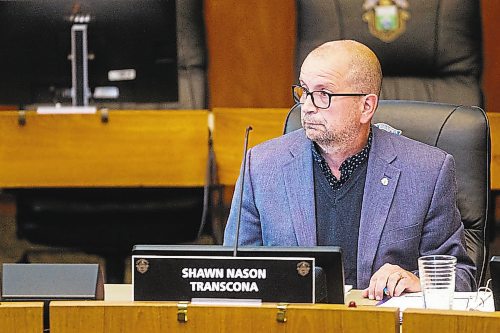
top-left (50, 301), bottom-right (398, 333)
top-left (50, 302), bottom-right (178, 333)
top-left (402, 308), bottom-right (500, 333)
top-left (279, 304), bottom-right (398, 333)
top-left (0, 302), bottom-right (44, 333)
top-left (0, 110), bottom-right (208, 187)
top-left (212, 107), bottom-right (290, 186)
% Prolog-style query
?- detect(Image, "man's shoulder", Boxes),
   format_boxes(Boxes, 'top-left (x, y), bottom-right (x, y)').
top-left (374, 126), bottom-right (449, 165)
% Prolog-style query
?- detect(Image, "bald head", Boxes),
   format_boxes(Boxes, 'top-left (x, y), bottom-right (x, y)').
top-left (302, 40), bottom-right (382, 95)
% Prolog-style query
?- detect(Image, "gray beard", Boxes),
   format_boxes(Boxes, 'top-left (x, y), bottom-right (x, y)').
top-left (306, 128), bottom-right (358, 155)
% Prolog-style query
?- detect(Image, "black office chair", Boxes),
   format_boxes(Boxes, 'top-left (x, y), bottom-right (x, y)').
top-left (296, 0), bottom-right (483, 106)
top-left (284, 100), bottom-right (490, 286)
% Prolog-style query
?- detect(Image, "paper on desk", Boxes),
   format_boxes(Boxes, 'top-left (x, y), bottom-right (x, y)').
top-left (378, 293), bottom-right (424, 310)
top-left (378, 292), bottom-right (494, 312)
top-left (37, 106), bottom-right (97, 114)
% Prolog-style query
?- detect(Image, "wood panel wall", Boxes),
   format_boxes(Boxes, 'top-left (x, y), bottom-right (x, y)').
top-left (205, 1), bottom-right (296, 108)
top-left (206, 1), bottom-right (499, 112)
top-left (481, 0), bottom-right (500, 113)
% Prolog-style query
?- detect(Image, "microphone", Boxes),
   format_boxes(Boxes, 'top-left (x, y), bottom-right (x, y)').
top-left (233, 125), bottom-right (253, 257)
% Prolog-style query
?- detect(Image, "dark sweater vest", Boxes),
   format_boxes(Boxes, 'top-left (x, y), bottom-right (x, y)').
top-left (314, 159), bottom-right (367, 288)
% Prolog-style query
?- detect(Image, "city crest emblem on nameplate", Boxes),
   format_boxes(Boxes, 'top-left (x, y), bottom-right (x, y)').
top-left (296, 261), bottom-right (311, 277)
top-left (135, 258), bottom-right (150, 274)
top-left (362, 0), bottom-right (410, 43)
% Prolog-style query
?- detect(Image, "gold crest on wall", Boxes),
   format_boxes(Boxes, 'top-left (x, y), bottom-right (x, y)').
top-left (362, 0), bottom-right (410, 43)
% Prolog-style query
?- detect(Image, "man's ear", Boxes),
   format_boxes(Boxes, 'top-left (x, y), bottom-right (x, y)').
top-left (360, 94), bottom-right (378, 124)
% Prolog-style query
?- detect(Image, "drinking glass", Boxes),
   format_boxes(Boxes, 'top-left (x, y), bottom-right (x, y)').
top-left (418, 255), bottom-right (456, 309)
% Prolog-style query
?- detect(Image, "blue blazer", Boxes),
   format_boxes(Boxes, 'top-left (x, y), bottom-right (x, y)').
top-left (224, 127), bottom-right (476, 291)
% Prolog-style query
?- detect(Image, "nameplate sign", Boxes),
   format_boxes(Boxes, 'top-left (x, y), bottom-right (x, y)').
top-left (132, 256), bottom-right (315, 303)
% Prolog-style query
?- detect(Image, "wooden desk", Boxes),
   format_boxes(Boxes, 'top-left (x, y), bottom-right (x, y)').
top-left (0, 302), bottom-right (43, 333)
top-left (1, 109), bottom-right (497, 189)
top-left (212, 107), bottom-right (289, 185)
top-left (5, 286), bottom-right (499, 333)
top-left (0, 110), bottom-right (208, 187)
top-left (50, 301), bottom-right (398, 333)
top-left (403, 308), bottom-right (500, 333)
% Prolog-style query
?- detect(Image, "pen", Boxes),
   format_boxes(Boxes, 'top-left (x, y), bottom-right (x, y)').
top-left (376, 287), bottom-right (391, 305)
top-left (376, 296), bottom-right (391, 306)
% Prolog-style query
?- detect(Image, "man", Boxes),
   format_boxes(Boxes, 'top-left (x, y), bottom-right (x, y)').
top-left (223, 40), bottom-right (476, 300)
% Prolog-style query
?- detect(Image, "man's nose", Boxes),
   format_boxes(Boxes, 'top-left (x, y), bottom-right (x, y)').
top-left (301, 94), bottom-right (317, 113)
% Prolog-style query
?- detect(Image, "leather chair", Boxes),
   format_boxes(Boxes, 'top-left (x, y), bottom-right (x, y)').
top-left (284, 100), bottom-right (490, 286)
top-left (296, 0), bottom-right (483, 106)
top-left (10, 0), bottom-right (209, 283)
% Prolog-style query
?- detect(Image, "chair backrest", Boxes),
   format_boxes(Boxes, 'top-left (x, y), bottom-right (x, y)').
top-left (296, 0), bottom-right (483, 106)
top-left (284, 100), bottom-right (490, 285)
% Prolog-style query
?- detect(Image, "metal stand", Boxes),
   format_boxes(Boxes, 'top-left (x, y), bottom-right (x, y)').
top-left (71, 24), bottom-right (90, 107)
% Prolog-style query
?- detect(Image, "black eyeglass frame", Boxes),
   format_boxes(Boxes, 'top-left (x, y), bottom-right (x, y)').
top-left (291, 84), bottom-right (367, 109)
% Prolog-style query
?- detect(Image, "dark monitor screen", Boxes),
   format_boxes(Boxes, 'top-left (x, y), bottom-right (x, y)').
top-left (132, 245), bottom-right (345, 304)
top-left (491, 256), bottom-right (500, 310)
top-left (0, 0), bottom-right (177, 108)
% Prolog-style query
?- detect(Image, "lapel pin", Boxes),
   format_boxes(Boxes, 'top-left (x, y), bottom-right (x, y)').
top-left (381, 177), bottom-right (389, 186)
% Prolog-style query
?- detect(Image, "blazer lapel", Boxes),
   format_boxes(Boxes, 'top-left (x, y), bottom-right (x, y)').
top-left (282, 131), bottom-right (317, 246)
top-left (357, 128), bottom-right (400, 287)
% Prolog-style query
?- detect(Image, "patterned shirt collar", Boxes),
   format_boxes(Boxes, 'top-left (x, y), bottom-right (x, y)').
top-left (312, 129), bottom-right (373, 190)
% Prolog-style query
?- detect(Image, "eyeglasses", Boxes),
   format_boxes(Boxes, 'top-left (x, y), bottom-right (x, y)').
top-left (292, 85), bottom-right (367, 109)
